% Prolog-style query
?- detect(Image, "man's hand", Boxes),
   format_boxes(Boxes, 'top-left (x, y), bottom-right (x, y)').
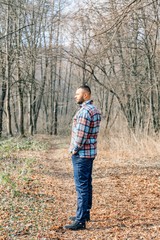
top-left (72, 150), bottom-right (77, 155)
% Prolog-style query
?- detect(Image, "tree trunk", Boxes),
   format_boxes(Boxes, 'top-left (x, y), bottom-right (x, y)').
top-left (0, 80), bottom-right (6, 137)
top-left (6, 2), bottom-right (13, 136)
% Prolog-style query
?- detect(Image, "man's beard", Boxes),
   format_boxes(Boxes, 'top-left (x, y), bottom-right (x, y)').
top-left (77, 97), bottom-right (85, 104)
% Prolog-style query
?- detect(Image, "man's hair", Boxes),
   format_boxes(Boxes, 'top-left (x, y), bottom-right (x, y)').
top-left (79, 85), bottom-right (91, 94)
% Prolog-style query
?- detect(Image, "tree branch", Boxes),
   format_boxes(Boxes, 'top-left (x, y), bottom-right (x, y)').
top-left (0, 24), bottom-right (34, 40)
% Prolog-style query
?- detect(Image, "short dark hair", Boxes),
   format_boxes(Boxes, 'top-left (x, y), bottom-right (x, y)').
top-left (79, 85), bottom-right (91, 94)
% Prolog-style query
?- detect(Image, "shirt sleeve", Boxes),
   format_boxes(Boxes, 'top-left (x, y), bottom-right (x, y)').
top-left (73, 109), bottom-right (91, 152)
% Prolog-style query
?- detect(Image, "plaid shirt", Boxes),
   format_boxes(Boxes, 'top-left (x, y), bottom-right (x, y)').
top-left (70, 100), bottom-right (101, 158)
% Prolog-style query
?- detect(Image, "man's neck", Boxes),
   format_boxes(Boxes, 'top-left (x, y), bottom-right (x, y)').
top-left (79, 99), bottom-right (92, 106)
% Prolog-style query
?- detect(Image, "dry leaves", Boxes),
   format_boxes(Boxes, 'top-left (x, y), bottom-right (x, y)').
top-left (0, 136), bottom-right (160, 239)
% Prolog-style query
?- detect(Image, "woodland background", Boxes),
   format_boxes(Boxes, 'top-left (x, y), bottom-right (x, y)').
top-left (0, 1), bottom-right (160, 239)
top-left (0, 0), bottom-right (160, 137)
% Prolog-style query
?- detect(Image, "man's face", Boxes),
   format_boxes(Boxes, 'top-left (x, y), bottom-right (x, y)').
top-left (74, 88), bottom-right (86, 104)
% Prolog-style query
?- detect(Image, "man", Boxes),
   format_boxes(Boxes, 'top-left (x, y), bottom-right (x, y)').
top-left (64, 85), bottom-right (101, 230)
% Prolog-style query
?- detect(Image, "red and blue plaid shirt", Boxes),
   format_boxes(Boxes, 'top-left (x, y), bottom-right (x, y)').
top-left (70, 100), bottom-right (101, 158)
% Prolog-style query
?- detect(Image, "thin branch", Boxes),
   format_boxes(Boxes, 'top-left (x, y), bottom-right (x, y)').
top-left (0, 24), bottom-right (34, 40)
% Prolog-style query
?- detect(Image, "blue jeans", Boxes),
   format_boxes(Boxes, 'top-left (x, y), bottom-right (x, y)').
top-left (72, 154), bottom-right (94, 223)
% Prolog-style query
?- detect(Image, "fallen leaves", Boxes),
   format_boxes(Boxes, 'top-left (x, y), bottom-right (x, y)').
top-left (0, 136), bottom-right (160, 239)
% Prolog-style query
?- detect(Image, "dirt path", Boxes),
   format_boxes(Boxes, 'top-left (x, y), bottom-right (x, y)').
top-left (0, 138), bottom-right (160, 239)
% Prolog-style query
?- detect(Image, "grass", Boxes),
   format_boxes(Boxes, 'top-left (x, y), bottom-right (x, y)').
top-left (0, 136), bottom-right (49, 153)
top-left (99, 128), bottom-right (160, 162)
top-left (0, 137), bottom-right (52, 239)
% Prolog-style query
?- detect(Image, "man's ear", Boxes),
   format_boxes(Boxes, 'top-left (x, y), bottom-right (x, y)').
top-left (83, 92), bottom-right (88, 100)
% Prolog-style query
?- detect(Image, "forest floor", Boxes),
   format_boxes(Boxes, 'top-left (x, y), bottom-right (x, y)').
top-left (0, 135), bottom-right (160, 240)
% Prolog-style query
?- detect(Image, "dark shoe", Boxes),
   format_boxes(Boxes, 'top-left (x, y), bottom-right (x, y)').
top-left (69, 215), bottom-right (90, 222)
top-left (63, 221), bottom-right (86, 230)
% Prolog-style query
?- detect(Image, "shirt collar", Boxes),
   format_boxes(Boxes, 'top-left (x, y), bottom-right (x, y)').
top-left (79, 100), bottom-right (93, 108)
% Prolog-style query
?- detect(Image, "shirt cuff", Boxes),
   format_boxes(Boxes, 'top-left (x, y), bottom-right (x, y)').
top-left (73, 146), bottom-right (79, 152)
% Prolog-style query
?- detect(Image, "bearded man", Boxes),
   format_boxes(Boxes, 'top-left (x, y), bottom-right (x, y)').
top-left (64, 85), bottom-right (101, 230)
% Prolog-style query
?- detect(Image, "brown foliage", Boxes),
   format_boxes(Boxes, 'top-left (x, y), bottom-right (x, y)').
top-left (0, 136), bottom-right (160, 239)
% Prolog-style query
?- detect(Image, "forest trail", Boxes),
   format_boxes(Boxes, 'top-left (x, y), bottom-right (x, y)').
top-left (0, 136), bottom-right (160, 239)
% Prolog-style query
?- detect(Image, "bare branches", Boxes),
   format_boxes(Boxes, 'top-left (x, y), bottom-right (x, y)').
top-left (0, 0), bottom-right (160, 136)
top-left (0, 24), bottom-right (34, 40)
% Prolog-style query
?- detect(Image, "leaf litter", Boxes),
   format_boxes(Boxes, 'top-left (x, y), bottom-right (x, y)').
top-left (0, 136), bottom-right (160, 239)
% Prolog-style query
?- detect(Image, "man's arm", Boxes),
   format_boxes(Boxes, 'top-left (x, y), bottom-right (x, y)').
top-left (72, 110), bottom-right (91, 153)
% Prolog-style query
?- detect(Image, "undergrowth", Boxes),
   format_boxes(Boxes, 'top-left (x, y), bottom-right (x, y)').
top-left (0, 137), bottom-right (49, 159)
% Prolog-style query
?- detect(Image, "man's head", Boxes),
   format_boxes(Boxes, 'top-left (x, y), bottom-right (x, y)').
top-left (74, 85), bottom-right (91, 104)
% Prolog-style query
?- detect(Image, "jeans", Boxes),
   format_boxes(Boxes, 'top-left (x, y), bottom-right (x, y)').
top-left (72, 154), bottom-right (94, 223)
